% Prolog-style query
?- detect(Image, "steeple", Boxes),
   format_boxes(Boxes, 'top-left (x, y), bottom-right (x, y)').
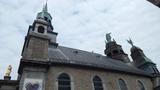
top-left (127, 38), bottom-right (159, 75)
top-left (19, 2), bottom-right (58, 80)
top-left (36, 2), bottom-right (53, 30)
top-left (43, 3), bottom-right (48, 12)
top-left (21, 2), bottom-right (58, 61)
top-left (104, 33), bottom-right (130, 63)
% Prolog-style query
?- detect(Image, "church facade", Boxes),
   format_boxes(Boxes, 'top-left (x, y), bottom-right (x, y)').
top-left (0, 2), bottom-right (160, 90)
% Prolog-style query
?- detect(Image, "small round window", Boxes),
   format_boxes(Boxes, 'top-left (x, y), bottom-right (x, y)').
top-left (37, 26), bottom-right (45, 33)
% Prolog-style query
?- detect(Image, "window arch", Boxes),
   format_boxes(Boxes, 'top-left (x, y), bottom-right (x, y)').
top-left (58, 73), bottom-right (71, 90)
top-left (118, 79), bottom-right (128, 90)
top-left (93, 76), bottom-right (103, 90)
top-left (137, 80), bottom-right (145, 90)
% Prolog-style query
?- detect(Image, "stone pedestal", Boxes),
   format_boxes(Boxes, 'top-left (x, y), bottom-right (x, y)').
top-left (4, 76), bottom-right (11, 80)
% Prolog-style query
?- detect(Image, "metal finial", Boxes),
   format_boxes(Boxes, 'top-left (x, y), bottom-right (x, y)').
top-left (5, 65), bottom-right (12, 77)
top-left (42, 0), bottom-right (48, 12)
top-left (45, 0), bottom-right (48, 4)
top-left (127, 38), bottom-right (134, 47)
top-left (44, 2), bottom-right (48, 12)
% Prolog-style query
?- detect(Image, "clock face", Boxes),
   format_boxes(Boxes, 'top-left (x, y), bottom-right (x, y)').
top-left (23, 78), bottom-right (43, 90)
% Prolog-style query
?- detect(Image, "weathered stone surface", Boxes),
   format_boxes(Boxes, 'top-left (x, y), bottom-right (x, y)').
top-left (45, 66), bottom-right (153, 90)
top-left (18, 67), bottom-right (46, 90)
top-left (0, 80), bottom-right (19, 90)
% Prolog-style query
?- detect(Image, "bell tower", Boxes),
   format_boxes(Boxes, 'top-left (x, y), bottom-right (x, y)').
top-left (18, 3), bottom-right (58, 90)
top-left (21, 3), bottom-right (57, 60)
top-left (104, 33), bottom-right (130, 63)
top-left (22, 20), bottom-right (50, 60)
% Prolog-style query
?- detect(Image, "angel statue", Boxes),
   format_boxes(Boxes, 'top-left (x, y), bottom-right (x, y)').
top-left (106, 33), bottom-right (112, 42)
top-left (5, 65), bottom-right (12, 76)
top-left (127, 38), bottom-right (134, 47)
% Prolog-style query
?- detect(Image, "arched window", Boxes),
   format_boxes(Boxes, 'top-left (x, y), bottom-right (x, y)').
top-left (37, 26), bottom-right (45, 33)
top-left (118, 79), bottom-right (128, 90)
top-left (58, 73), bottom-right (71, 90)
top-left (137, 81), bottom-right (145, 90)
top-left (93, 76), bottom-right (103, 90)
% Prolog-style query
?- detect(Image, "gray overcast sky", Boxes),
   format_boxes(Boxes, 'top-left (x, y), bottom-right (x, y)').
top-left (0, 0), bottom-right (160, 79)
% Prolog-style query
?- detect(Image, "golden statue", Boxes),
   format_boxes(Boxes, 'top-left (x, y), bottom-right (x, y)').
top-left (5, 65), bottom-right (12, 76)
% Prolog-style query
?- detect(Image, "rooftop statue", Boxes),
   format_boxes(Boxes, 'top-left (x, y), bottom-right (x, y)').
top-left (106, 33), bottom-right (112, 42)
top-left (127, 38), bottom-right (134, 47)
top-left (5, 65), bottom-right (12, 77)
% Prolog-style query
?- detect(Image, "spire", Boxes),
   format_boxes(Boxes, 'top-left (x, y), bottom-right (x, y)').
top-left (36, 1), bottom-right (53, 30)
top-left (43, 2), bottom-right (48, 12)
top-left (36, 1), bottom-right (52, 21)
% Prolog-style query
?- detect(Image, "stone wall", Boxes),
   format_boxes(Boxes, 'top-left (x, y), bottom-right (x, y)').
top-left (22, 32), bottom-right (50, 61)
top-left (18, 67), bottom-right (46, 90)
top-left (45, 66), bottom-right (153, 90)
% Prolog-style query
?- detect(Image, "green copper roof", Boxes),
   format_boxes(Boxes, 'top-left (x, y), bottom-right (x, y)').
top-left (143, 56), bottom-right (154, 63)
top-left (36, 3), bottom-right (52, 22)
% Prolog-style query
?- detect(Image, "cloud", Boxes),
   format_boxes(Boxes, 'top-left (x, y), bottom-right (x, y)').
top-left (0, 0), bottom-right (160, 79)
